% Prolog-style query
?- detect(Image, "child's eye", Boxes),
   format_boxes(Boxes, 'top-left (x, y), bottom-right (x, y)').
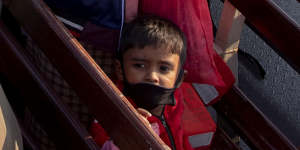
top-left (133, 63), bottom-right (145, 69)
top-left (160, 65), bottom-right (170, 73)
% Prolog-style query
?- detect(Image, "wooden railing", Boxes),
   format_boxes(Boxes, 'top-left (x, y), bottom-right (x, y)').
top-left (0, 19), bottom-right (239, 150)
top-left (0, 21), bottom-right (99, 150)
top-left (228, 0), bottom-right (300, 72)
top-left (1, 0), bottom-right (299, 149)
top-left (214, 86), bottom-right (298, 150)
top-left (2, 0), bottom-right (166, 149)
top-left (214, 0), bottom-right (299, 149)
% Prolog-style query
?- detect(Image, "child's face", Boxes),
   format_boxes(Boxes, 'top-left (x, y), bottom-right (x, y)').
top-left (121, 46), bottom-right (180, 88)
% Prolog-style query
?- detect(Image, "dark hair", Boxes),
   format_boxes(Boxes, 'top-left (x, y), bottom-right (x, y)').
top-left (118, 15), bottom-right (186, 66)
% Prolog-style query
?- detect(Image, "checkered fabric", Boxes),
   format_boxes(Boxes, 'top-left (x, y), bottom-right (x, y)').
top-left (25, 39), bottom-right (116, 126)
top-left (21, 29), bottom-right (116, 149)
top-left (80, 41), bottom-right (115, 79)
top-left (25, 36), bottom-right (93, 127)
top-left (24, 108), bottom-right (57, 150)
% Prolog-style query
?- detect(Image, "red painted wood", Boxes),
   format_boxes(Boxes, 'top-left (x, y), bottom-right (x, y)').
top-left (214, 86), bottom-right (297, 150)
top-left (19, 123), bottom-right (43, 150)
top-left (211, 128), bottom-right (240, 150)
top-left (0, 21), bottom-right (99, 150)
top-left (2, 0), bottom-right (298, 149)
top-left (228, 0), bottom-right (300, 72)
top-left (4, 0), bottom-right (166, 149)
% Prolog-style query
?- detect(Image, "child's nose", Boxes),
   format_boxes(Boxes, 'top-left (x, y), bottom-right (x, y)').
top-left (145, 71), bottom-right (159, 84)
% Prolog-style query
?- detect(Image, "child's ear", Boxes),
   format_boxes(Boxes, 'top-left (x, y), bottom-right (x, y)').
top-left (114, 60), bottom-right (124, 81)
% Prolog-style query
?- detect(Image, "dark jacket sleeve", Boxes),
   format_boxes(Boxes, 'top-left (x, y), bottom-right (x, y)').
top-left (44, 0), bottom-right (124, 29)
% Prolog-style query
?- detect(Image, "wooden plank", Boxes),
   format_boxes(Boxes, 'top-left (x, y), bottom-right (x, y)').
top-left (3, 0), bottom-right (166, 149)
top-left (0, 0), bottom-right (2, 16)
top-left (0, 21), bottom-right (99, 150)
top-left (215, 0), bottom-right (245, 83)
top-left (214, 1), bottom-right (299, 148)
top-left (228, 0), bottom-right (300, 73)
top-left (19, 124), bottom-right (40, 150)
top-left (211, 128), bottom-right (240, 150)
top-left (214, 86), bottom-right (297, 150)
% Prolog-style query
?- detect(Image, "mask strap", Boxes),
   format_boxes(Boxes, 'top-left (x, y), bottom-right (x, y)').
top-left (174, 68), bottom-right (184, 88)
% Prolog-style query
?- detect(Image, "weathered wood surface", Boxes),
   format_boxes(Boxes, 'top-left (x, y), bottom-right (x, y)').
top-left (3, 0), bottom-right (166, 149)
top-left (2, 0), bottom-right (298, 149)
top-left (214, 0), bottom-right (299, 149)
top-left (211, 128), bottom-right (240, 150)
top-left (228, 0), bottom-right (300, 73)
top-left (0, 21), bottom-right (99, 150)
top-left (19, 124), bottom-right (42, 150)
top-left (214, 86), bottom-right (298, 150)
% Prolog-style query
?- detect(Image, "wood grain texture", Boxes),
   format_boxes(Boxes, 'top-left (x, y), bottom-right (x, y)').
top-left (228, 0), bottom-right (300, 73)
top-left (211, 128), bottom-right (240, 150)
top-left (214, 86), bottom-right (298, 150)
top-left (4, 0), bottom-right (166, 149)
top-left (0, 21), bottom-right (99, 150)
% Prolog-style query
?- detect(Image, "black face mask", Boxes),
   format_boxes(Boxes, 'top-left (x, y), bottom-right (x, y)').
top-left (123, 82), bottom-right (176, 111)
top-left (123, 68), bottom-right (184, 110)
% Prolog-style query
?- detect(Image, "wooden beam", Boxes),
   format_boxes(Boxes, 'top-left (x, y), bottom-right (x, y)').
top-left (228, 0), bottom-right (300, 73)
top-left (214, 86), bottom-right (298, 150)
top-left (3, 0), bottom-right (166, 149)
top-left (211, 128), bottom-right (240, 150)
top-left (19, 124), bottom-right (40, 150)
top-left (0, 0), bottom-right (2, 15)
top-left (0, 21), bottom-right (99, 150)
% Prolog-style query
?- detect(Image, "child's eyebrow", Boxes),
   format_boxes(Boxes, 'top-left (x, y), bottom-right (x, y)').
top-left (130, 58), bottom-right (147, 62)
top-left (160, 61), bottom-right (174, 68)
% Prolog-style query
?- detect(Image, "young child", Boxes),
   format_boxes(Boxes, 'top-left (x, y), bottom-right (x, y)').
top-left (90, 16), bottom-right (216, 150)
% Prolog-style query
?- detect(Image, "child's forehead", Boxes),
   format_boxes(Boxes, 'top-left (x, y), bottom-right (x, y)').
top-left (125, 45), bottom-right (179, 57)
top-left (123, 45), bottom-right (180, 63)
top-left (128, 44), bottom-right (180, 55)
